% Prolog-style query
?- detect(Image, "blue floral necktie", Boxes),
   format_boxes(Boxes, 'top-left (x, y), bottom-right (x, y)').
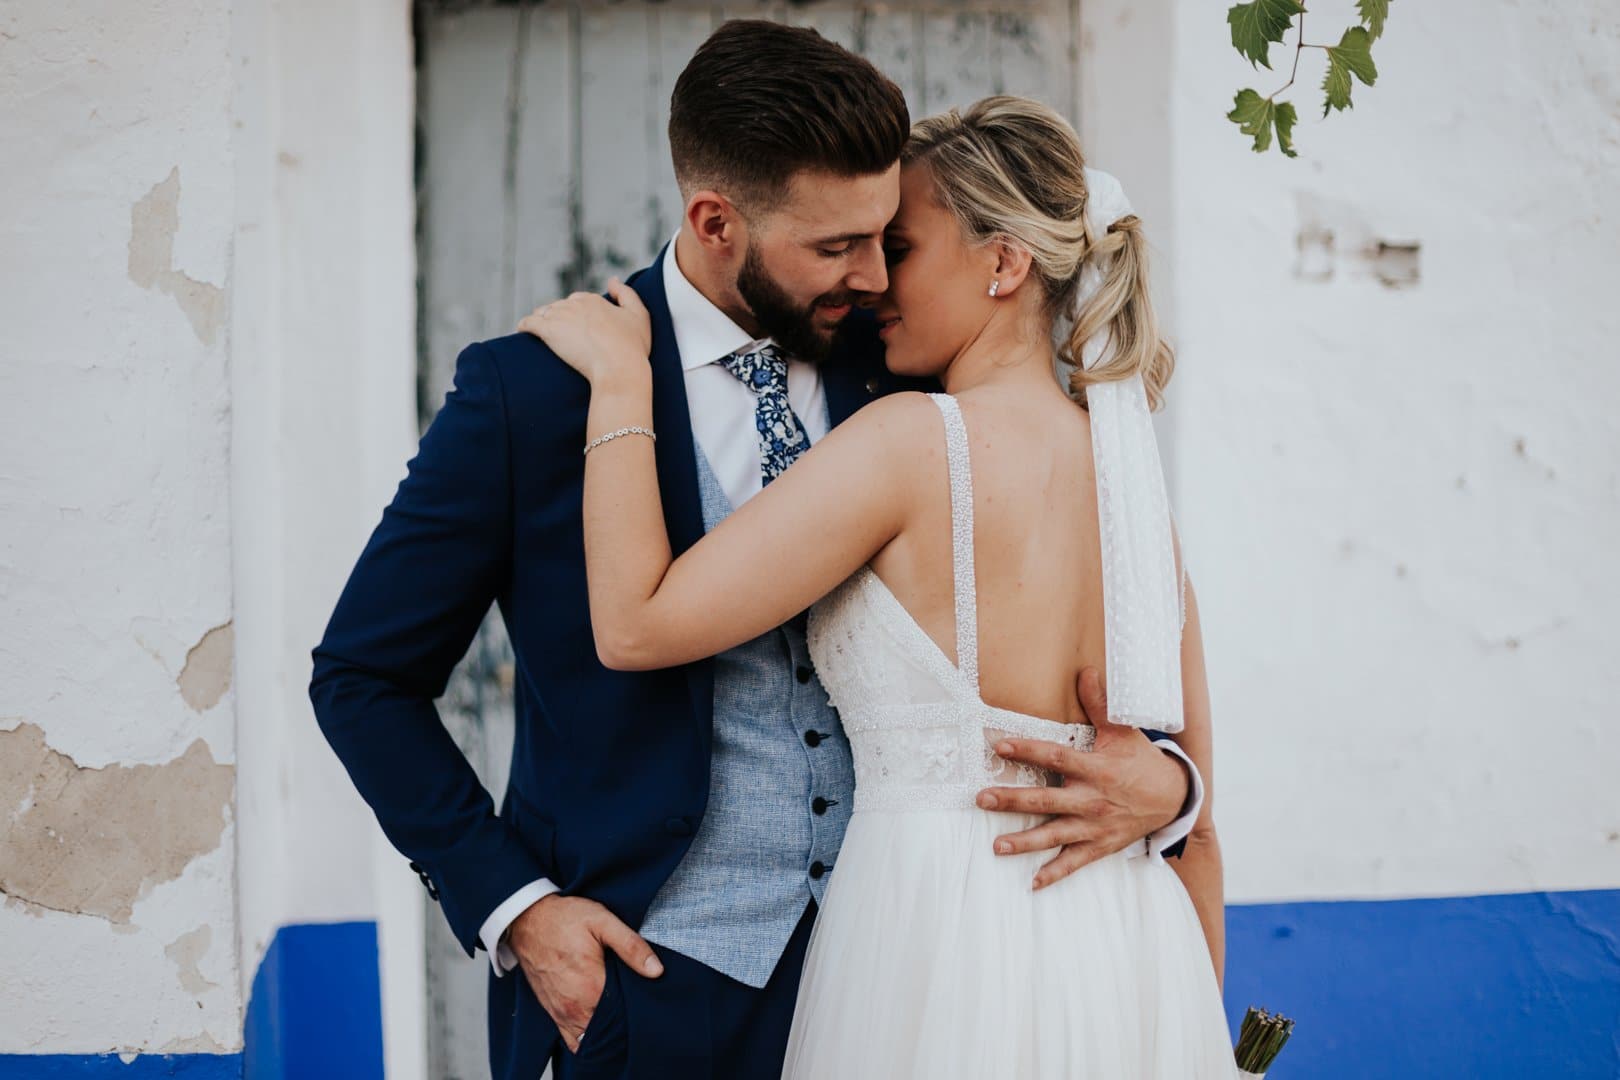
top-left (718, 343), bottom-right (811, 485)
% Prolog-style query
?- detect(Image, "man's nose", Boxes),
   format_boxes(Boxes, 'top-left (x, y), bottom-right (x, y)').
top-left (844, 239), bottom-right (888, 296)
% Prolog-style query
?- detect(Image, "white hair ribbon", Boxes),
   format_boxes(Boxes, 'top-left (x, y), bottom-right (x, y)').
top-left (1072, 168), bottom-right (1184, 731)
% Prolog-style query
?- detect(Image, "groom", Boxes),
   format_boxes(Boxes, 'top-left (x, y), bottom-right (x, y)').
top-left (312, 20), bottom-right (1203, 1080)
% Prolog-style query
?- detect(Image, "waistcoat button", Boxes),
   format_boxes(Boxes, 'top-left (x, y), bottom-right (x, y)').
top-left (812, 797), bottom-right (829, 815)
top-left (795, 665), bottom-right (812, 684)
top-left (803, 730), bottom-right (822, 747)
top-left (809, 861), bottom-right (827, 880)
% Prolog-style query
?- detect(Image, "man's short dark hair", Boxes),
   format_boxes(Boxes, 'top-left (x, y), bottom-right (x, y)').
top-left (669, 20), bottom-right (910, 211)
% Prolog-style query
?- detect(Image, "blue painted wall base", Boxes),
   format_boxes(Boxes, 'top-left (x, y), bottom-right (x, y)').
top-left (0, 921), bottom-right (384, 1080)
top-left (5, 893), bottom-right (1617, 1077)
top-left (0, 1058), bottom-right (240, 1078)
top-left (1225, 888), bottom-right (1620, 1078)
top-left (243, 921), bottom-right (385, 1080)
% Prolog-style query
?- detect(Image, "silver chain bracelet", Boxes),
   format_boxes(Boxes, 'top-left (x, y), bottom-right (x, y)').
top-left (583, 426), bottom-right (656, 456)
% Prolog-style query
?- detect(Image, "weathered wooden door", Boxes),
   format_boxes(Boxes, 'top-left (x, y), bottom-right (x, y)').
top-left (415, 1), bottom-right (1079, 1072)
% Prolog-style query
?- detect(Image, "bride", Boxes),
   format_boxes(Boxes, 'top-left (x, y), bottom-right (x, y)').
top-left (522, 96), bottom-right (1235, 1077)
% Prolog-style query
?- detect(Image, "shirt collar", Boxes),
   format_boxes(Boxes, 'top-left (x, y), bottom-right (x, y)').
top-left (661, 233), bottom-right (775, 372)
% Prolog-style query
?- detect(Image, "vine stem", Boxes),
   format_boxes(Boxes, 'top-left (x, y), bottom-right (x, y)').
top-left (1269, 9), bottom-right (1309, 100)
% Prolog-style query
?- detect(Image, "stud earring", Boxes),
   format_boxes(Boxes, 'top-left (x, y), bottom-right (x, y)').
top-left (988, 280), bottom-right (1000, 297)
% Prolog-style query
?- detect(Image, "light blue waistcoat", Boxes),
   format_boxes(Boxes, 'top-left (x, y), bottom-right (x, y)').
top-left (637, 438), bottom-right (856, 988)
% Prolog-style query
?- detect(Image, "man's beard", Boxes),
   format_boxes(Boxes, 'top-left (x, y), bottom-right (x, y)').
top-left (736, 244), bottom-right (861, 364)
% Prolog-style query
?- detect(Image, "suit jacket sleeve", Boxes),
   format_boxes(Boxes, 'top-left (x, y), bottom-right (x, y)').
top-left (310, 341), bottom-right (547, 954)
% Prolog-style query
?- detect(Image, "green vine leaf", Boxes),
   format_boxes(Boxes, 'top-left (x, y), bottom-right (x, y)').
top-left (1224, 3), bottom-right (1389, 159)
top-left (1356, 0), bottom-right (1389, 41)
top-left (1273, 100), bottom-right (1299, 157)
top-left (1227, 0), bottom-right (1305, 70)
top-left (1228, 89), bottom-right (1299, 157)
top-left (1322, 25), bottom-right (1378, 115)
top-left (1228, 90), bottom-right (1271, 152)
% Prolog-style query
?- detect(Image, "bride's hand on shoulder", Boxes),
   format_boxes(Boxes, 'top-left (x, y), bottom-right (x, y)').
top-left (517, 278), bottom-right (651, 385)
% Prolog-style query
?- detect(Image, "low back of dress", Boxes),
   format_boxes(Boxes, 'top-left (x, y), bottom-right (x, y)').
top-left (808, 392), bottom-right (1113, 814)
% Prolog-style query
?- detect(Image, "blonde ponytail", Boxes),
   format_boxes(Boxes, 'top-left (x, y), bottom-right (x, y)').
top-left (1063, 215), bottom-right (1175, 410)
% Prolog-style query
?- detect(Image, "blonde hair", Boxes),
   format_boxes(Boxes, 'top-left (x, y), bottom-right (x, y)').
top-left (902, 96), bottom-right (1175, 409)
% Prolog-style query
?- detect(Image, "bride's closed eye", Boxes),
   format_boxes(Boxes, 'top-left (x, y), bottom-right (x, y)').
top-left (883, 243), bottom-right (909, 266)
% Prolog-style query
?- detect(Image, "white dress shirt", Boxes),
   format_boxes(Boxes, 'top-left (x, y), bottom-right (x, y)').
top-left (478, 239), bottom-right (1203, 974)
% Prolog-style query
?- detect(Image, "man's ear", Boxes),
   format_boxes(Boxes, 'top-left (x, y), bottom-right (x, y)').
top-left (989, 239), bottom-right (1035, 297)
top-left (685, 190), bottom-right (746, 255)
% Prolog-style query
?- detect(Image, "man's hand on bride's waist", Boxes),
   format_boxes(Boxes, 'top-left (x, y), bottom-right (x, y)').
top-left (973, 666), bottom-right (1189, 890)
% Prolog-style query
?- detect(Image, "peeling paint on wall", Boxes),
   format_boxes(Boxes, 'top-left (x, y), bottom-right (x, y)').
top-left (178, 623), bottom-right (234, 713)
top-left (1292, 190), bottom-right (1422, 287)
top-left (165, 926), bottom-right (218, 994)
top-left (0, 724), bottom-right (234, 923)
top-left (128, 168), bottom-right (228, 345)
top-left (154, 1032), bottom-right (231, 1054)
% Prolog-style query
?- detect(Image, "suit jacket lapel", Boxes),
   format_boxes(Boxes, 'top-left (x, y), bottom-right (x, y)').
top-left (632, 247), bottom-right (705, 557)
top-left (627, 247), bottom-right (715, 733)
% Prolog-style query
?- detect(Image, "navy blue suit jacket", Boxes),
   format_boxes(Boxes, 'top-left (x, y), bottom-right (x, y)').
top-left (310, 248), bottom-right (1185, 1079)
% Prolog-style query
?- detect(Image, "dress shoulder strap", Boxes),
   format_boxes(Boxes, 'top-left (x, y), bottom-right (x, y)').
top-left (928, 393), bottom-right (979, 690)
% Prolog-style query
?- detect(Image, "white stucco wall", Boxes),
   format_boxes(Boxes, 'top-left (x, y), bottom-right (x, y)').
top-left (228, 0), bottom-right (422, 1074)
top-left (1, 0), bottom-right (420, 1066)
top-left (0, 0), bottom-right (242, 1054)
top-left (1155, 0), bottom-right (1620, 902)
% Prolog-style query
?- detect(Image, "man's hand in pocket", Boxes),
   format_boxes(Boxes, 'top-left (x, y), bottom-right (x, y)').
top-left (507, 893), bottom-right (664, 1053)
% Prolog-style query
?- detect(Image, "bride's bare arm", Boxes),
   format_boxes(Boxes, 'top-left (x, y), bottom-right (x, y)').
top-left (521, 282), bottom-right (931, 671)
top-left (579, 384), bottom-right (928, 669)
top-left (1169, 580), bottom-right (1225, 988)
top-left (582, 383), bottom-right (932, 669)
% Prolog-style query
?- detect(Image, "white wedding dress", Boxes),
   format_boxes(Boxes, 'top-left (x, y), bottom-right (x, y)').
top-left (780, 394), bottom-right (1236, 1078)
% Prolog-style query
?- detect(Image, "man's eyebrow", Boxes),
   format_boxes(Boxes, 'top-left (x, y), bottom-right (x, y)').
top-left (809, 231), bottom-right (880, 245)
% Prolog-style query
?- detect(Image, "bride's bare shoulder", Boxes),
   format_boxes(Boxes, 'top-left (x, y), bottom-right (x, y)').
top-left (788, 391), bottom-right (948, 501)
top-left (824, 390), bottom-right (947, 456)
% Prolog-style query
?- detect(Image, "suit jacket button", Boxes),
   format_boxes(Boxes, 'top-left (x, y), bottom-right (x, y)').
top-left (664, 816), bottom-right (694, 837)
top-left (408, 862), bottom-right (440, 900)
top-left (865, 377), bottom-right (881, 395)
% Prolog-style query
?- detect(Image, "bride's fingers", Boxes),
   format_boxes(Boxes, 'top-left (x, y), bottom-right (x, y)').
top-left (517, 301), bottom-right (558, 336)
top-left (604, 277), bottom-right (647, 315)
top-left (1033, 841), bottom-right (1102, 891)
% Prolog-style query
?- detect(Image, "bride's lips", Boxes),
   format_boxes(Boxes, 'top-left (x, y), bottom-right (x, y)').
top-left (876, 314), bottom-right (901, 337)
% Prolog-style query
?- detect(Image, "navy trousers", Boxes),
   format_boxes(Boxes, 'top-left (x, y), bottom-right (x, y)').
top-left (554, 901), bottom-right (817, 1080)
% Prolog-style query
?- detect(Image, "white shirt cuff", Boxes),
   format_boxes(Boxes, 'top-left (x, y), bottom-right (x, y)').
top-left (1140, 740), bottom-right (1204, 858)
top-left (478, 878), bottom-right (560, 976)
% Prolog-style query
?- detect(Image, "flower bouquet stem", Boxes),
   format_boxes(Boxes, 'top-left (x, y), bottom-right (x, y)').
top-left (1234, 1006), bottom-right (1294, 1078)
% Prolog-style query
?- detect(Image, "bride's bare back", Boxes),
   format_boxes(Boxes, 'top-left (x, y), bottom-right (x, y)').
top-left (869, 384), bottom-right (1104, 727)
